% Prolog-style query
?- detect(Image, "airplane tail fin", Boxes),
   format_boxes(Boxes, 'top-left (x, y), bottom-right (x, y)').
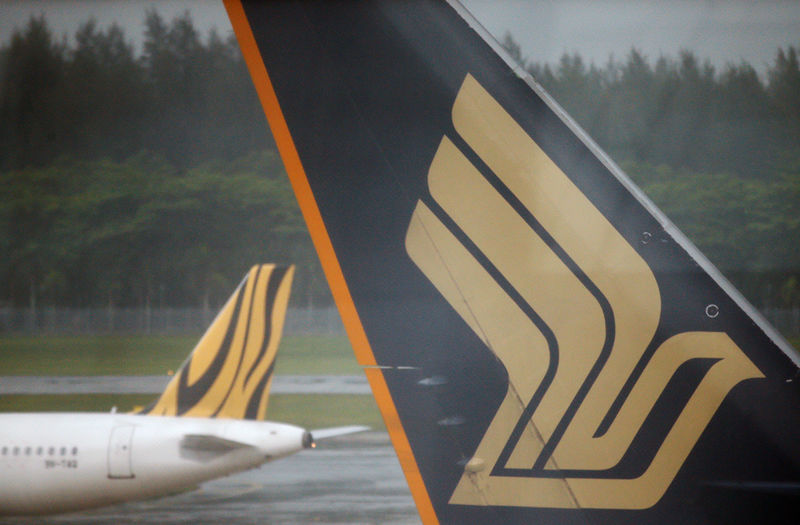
top-left (141, 264), bottom-right (294, 420)
top-left (227, 1), bottom-right (800, 523)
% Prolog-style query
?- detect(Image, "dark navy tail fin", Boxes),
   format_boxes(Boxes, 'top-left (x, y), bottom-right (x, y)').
top-left (226, 2), bottom-right (800, 523)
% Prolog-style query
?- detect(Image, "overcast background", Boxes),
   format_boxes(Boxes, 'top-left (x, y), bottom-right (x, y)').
top-left (1, 0), bottom-right (799, 75)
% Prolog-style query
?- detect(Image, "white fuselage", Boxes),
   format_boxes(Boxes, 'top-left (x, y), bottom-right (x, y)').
top-left (0, 413), bottom-right (308, 515)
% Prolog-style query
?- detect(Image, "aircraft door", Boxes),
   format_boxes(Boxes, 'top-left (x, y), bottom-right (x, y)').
top-left (107, 425), bottom-right (135, 479)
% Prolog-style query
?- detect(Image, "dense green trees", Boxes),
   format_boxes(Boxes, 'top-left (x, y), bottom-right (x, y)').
top-left (524, 44), bottom-right (799, 180)
top-left (0, 13), bottom-right (322, 309)
top-left (0, 15), bottom-right (798, 311)
top-left (0, 12), bottom-right (268, 170)
top-left (0, 152), bottom-right (323, 308)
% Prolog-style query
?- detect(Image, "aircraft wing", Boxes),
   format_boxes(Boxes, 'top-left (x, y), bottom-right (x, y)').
top-left (225, 1), bottom-right (800, 523)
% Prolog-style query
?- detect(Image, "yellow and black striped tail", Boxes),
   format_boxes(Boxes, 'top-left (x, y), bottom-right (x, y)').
top-left (141, 264), bottom-right (294, 420)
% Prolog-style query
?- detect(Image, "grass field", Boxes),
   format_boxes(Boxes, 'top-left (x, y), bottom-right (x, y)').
top-left (0, 393), bottom-right (385, 430)
top-left (0, 333), bottom-right (378, 429)
top-left (1, 333), bottom-right (797, 429)
top-left (2, 333), bottom-right (797, 376)
top-left (0, 334), bottom-right (359, 376)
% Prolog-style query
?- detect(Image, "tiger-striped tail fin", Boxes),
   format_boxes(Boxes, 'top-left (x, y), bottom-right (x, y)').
top-left (141, 264), bottom-right (294, 420)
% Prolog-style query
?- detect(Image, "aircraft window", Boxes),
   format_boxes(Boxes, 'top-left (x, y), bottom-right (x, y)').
top-left (60, 447), bottom-right (66, 456)
top-left (37, 447), bottom-right (43, 456)
top-left (25, 447), bottom-right (31, 456)
top-left (13, 447), bottom-right (19, 456)
top-left (48, 447), bottom-right (55, 456)
top-left (72, 446), bottom-right (78, 456)
top-left (1, 446), bottom-right (6, 455)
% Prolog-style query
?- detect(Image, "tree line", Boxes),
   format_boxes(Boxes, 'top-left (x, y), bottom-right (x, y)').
top-left (0, 13), bottom-right (325, 309)
top-left (0, 14), bottom-right (798, 310)
top-left (0, 151), bottom-right (326, 309)
top-left (503, 33), bottom-right (800, 180)
top-left (0, 11), bottom-right (268, 171)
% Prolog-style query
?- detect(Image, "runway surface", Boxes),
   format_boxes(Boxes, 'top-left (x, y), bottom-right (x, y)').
top-left (0, 432), bottom-right (419, 525)
top-left (0, 375), bottom-right (371, 395)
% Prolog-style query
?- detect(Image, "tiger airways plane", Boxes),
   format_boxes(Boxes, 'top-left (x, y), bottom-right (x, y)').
top-left (0, 264), bottom-right (366, 516)
top-left (226, 1), bottom-right (800, 524)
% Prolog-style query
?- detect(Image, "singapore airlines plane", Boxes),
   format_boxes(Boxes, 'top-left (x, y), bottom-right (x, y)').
top-left (226, 1), bottom-right (800, 524)
top-left (0, 264), bottom-right (365, 516)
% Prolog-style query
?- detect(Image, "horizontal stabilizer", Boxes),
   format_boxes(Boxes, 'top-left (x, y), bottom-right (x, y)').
top-left (181, 434), bottom-right (252, 452)
top-left (311, 425), bottom-right (370, 441)
top-left (180, 434), bottom-right (253, 462)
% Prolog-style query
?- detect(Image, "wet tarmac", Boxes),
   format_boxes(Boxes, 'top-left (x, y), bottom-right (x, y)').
top-left (0, 375), bottom-right (371, 395)
top-left (0, 432), bottom-right (419, 525)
